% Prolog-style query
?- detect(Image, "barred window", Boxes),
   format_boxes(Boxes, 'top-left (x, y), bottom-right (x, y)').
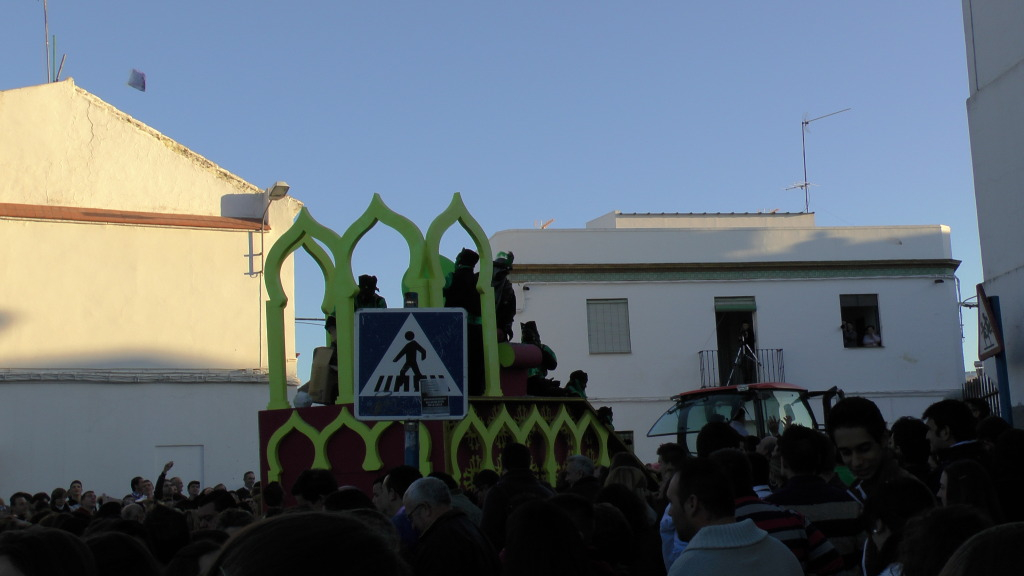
top-left (587, 299), bottom-right (632, 354)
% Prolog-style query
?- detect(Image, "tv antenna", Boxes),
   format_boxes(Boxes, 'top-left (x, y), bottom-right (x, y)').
top-left (40, 0), bottom-right (67, 82)
top-left (787, 107), bottom-right (851, 213)
top-left (534, 218), bottom-right (555, 229)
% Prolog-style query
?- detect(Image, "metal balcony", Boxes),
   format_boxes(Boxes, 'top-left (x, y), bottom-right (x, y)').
top-left (698, 348), bottom-right (785, 388)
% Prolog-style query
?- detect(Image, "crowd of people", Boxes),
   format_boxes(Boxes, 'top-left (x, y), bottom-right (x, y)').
top-left (2, 396), bottom-right (1023, 575)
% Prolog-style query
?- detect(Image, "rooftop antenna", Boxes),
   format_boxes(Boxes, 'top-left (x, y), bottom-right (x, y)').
top-left (41, 0), bottom-right (50, 82)
top-left (787, 108), bottom-right (851, 213)
top-left (40, 0), bottom-right (66, 82)
top-left (534, 218), bottom-right (555, 229)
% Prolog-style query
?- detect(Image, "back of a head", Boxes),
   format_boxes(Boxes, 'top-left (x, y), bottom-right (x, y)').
top-left (502, 442), bottom-right (533, 471)
top-left (291, 469), bottom-right (339, 505)
top-left (938, 522), bottom-right (1024, 576)
top-left (862, 477), bottom-right (935, 537)
top-left (696, 422), bottom-right (744, 458)
top-left (828, 396), bottom-right (887, 443)
top-left (890, 416), bottom-right (931, 465)
top-left (428, 471), bottom-right (459, 492)
top-left (262, 481), bottom-right (285, 508)
top-left (549, 493), bottom-right (596, 543)
top-left (143, 504), bottom-right (191, 564)
top-left (567, 454), bottom-right (596, 477)
top-left (923, 399), bottom-right (977, 442)
top-left (163, 540), bottom-right (222, 576)
top-left (656, 442), bottom-right (688, 469)
top-left (944, 459), bottom-right (1000, 519)
top-left (207, 511), bottom-right (409, 576)
top-left (0, 527), bottom-right (98, 576)
top-left (595, 483), bottom-right (649, 533)
top-left (85, 531), bottom-right (160, 576)
top-left (708, 448), bottom-right (754, 497)
top-left (504, 499), bottom-right (588, 576)
top-left (473, 469), bottom-right (500, 491)
top-left (404, 477), bottom-right (452, 507)
top-left (215, 508), bottom-right (256, 532)
top-left (778, 425), bottom-right (826, 476)
top-left (899, 505), bottom-right (993, 576)
top-left (323, 487), bottom-right (375, 511)
top-left (976, 415), bottom-right (1011, 445)
top-left (675, 457), bottom-right (735, 520)
top-left (383, 465), bottom-right (422, 499)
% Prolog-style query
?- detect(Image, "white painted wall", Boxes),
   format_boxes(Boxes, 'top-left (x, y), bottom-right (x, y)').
top-left (963, 0), bottom-right (1024, 423)
top-left (0, 79), bottom-right (301, 495)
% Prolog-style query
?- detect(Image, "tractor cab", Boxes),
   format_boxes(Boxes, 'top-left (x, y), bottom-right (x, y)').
top-left (647, 382), bottom-right (843, 456)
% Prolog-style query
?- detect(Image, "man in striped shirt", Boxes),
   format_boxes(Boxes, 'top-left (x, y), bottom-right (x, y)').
top-left (711, 447), bottom-right (844, 576)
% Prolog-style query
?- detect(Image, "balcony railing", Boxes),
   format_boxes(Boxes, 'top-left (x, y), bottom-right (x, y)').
top-left (698, 348), bottom-right (785, 388)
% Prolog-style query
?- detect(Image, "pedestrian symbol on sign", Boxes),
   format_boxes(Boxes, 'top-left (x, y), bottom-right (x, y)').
top-left (356, 309), bottom-right (466, 421)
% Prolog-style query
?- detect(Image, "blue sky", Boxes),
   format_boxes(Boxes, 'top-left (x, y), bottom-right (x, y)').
top-left (5, 2), bottom-right (981, 379)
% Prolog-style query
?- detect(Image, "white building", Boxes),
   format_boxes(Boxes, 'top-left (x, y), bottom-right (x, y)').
top-left (492, 211), bottom-right (966, 462)
top-left (0, 79), bottom-right (301, 497)
top-left (962, 1), bottom-right (1024, 424)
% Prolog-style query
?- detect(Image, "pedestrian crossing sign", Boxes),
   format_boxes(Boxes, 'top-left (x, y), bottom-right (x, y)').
top-left (354, 308), bottom-right (468, 421)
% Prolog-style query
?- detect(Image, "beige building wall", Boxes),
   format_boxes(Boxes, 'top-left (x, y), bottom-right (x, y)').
top-left (0, 79), bottom-right (301, 494)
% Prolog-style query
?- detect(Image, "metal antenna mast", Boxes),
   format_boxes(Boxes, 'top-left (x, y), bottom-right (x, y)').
top-left (788, 108), bottom-right (851, 213)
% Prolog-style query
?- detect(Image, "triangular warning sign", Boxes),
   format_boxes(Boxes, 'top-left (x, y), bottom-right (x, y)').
top-left (362, 315), bottom-right (459, 396)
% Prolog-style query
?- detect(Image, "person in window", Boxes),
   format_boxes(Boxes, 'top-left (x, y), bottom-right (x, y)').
top-left (862, 326), bottom-right (881, 347)
top-left (842, 322), bottom-right (859, 348)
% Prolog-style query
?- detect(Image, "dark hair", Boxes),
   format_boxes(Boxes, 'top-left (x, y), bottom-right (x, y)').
top-left (84, 531), bottom-right (160, 576)
top-left (291, 469), bottom-right (339, 505)
top-left (708, 448), bottom-right (754, 497)
top-left (262, 481), bottom-right (285, 508)
top-left (131, 476), bottom-right (143, 492)
top-left (549, 493), bottom-right (596, 543)
top-left (944, 459), bottom-right (1002, 522)
top-left (503, 499), bottom-right (590, 576)
top-left (923, 399), bottom-right (977, 442)
top-left (656, 442), bottom-right (688, 469)
top-left (890, 416), bottom-right (931, 467)
top-left (899, 505), bottom-right (993, 576)
top-left (187, 480), bottom-right (200, 490)
top-left (938, 522), bottom-right (1024, 576)
top-left (215, 508), bottom-right (255, 532)
top-left (473, 469), bottom-right (500, 491)
top-left (196, 490), bottom-right (237, 513)
top-left (323, 487), bottom-right (375, 511)
top-left (778, 425), bottom-right (827, 475)
top-left (828, 396), bottom-right (887, 444)
top-left (206, 512), bottom-right (409, 576)
top-left (595, 483), bottom-right (649, 534)
top-left (963, 398), bottom-right (991, 419)
top-left (674, 457), bottom-right (735, 519)
top-left (976, 415), bottom-right (1011, 445)
top-left (696, 422), bottom-right (744, 458)
top-left (0, 527), bottom-right (98, 576)
top-left (862, 477), bottom-right (935, 575)
top-left (96, 501), bottom-right (123, 519)
top-left (9, 491), bottom-right (32, 507)
top-left (428, 471), bottom-right (459, 491)
top-left (382, 465), bottom-right (422, 499)
top-left (502, 442), bottom-right (533, 471)
top-left (143, 504), bottom-right (190, 564)
top-left (163, 540), bottom-right (222, 576)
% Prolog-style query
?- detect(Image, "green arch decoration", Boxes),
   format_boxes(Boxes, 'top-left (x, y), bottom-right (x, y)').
top-left (264, 208), bottom-right (345, 410)
top-left (334, 194), bottom-right (429, 405)
top-left (448, 404), bottom-right (611, 486)
top-left (264, 407), bottom-right (404, 482)
top-left (424, 193), bottom-right (501, 396)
